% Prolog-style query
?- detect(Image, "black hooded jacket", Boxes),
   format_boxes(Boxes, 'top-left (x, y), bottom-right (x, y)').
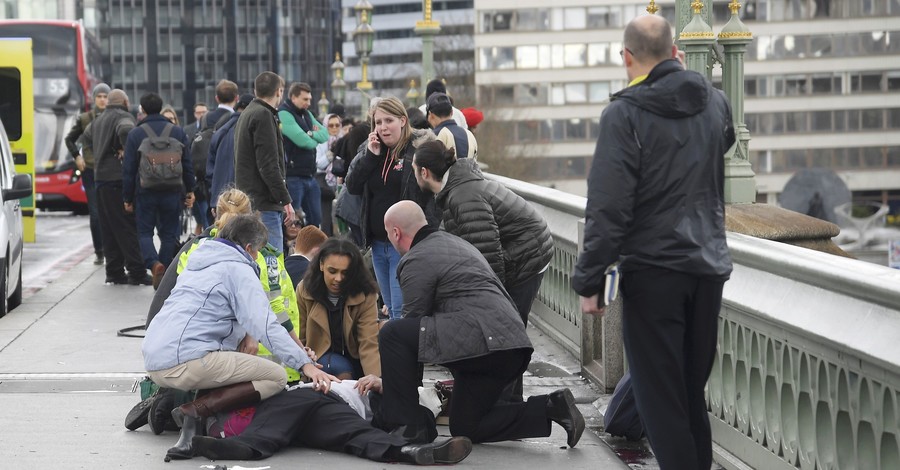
top-left (572, 59), bottom-right (735, 297)
top-left (436, 158), bottom-right (553, 287)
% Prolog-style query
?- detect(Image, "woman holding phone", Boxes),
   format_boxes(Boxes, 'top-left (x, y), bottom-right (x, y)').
top-left (344, 97), bottom-right (439, 320)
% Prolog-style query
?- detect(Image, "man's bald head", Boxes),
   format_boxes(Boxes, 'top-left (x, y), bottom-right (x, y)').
top-left (384, 201), bottom-right (428, 255)
top-left (107, 89), bottom-right (129, 107)
top-left (624, 15), bottom-right (674, 65)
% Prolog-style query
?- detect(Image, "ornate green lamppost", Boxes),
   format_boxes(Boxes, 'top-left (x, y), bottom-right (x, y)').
top-left (718, 1), bottom-right (756, 203)
top-left (415, 0), bottom-right (441, 88)
top-left (331, 53), bottom-right (347, 106)
top-left (353, 0), bottom-right (375, 117)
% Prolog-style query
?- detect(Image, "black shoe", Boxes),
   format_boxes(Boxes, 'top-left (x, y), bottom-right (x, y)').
top-left (398, 436), bottom-right (472, 465)
top-left (148, 388), bottom-right (174, 435)
top-left (547, 388), bottom-right (585, 448)
top-left (94, 253), bottom-right (104, 265)
top-left (105, 275), bottom-right (129, 285)
top-left (192, 436), bottom-right (255, 460)
top-left (129, 274), bottom-right (153, 286)
top-left (165, 410), bottom-right (199, 461)
top-left (124, 395), bottom-right (153, 431)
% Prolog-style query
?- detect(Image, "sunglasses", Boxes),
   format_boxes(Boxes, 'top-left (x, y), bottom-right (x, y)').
top-left (327, 123), bottom-right (342, 128)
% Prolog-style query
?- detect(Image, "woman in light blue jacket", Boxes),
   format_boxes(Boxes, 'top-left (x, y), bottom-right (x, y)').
top-left (142, 213), bottom-right (339, 461)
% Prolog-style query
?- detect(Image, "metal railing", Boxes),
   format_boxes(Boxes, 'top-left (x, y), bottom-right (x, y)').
top-left (487, 172), bottom-right (900, 469)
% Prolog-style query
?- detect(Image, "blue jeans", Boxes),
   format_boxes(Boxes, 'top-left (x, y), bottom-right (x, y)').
top-left (81, 168), bottom-right (103, 255)
top-left (286, 175), bottom-right (322, 227)
top-left (371, 239), bottom-right (403, 320)
top-left (260, 210), bottom-right (284, 252)
top-left (192, 198), bottom-right (209, 229)
top-left (135, 190), bottom-right (181, 268)
top-left (317, 351), bottom-right (363, 379)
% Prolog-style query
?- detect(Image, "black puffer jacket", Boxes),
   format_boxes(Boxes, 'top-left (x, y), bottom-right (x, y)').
top-left (399, 230), bottom-right (533, 364)
top-left (436, 158), bottom-right (553, 287)
top-left (344, 129), bottom-right (440, 247)
top-left (573, 59), bottom-right (735, 297)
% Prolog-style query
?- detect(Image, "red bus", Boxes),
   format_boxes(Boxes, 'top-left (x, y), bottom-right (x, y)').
top-left (0, 20), bottom-right (103, 213)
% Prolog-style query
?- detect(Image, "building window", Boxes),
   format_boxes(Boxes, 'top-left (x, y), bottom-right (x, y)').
top-left (563, 44), bottom-right (586, 67)
top-left (588, 82), bottom-right (610, 102)
top-left (516, 45), bottom-right (538, 69)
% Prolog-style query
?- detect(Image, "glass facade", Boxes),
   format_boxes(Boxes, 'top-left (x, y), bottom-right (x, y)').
top-left (97, 0), bottom-right (342, 123)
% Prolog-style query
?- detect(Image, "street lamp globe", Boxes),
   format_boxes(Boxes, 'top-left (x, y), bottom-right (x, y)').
top-left (318, 91), bottom-right (330, 118)
top-left (354, 20), bottom-right (375, 56)
top-left (353, 0), bottom-right (374, 25)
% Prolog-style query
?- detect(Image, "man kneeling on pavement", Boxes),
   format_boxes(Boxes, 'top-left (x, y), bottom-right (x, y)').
top-left (375, 201), bottom-right (585, 447)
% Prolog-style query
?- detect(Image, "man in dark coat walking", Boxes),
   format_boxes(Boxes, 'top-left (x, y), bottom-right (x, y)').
top-left (89, 89), bottom-right (151, 285)
top-left (376, 201), bottom-right (584, 447)
top-left (572, 15), bottom-right (735, 470)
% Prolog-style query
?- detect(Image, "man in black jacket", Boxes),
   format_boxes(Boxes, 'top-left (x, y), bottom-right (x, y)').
top-left (572, 15), bottom-right (735, 470)
top-left (234, 71), bottom-right (295, 250)
top-left (378, 201), bottom-right (584, 448)
top-left (89, 89), bottom-right (151, 285)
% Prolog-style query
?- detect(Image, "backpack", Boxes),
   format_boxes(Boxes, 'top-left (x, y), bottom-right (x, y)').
top-left (604, 371), bottom-right (644, 441)
top-left (191, 112), bottom-right (229, 182)
top-left (137, 123), bottom-right (184, 190)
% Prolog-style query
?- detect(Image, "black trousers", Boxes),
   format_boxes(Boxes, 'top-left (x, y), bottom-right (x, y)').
top-left (378, 317), bottom-right (551, 444)
top-left (224, 388), bottom-right (408, 461)
top-left (96, 183), bottom-right (145, 279)
top-left (504, 271), bottom-right (545, 401)
top-left (621, 267), bottom-right (725, 470)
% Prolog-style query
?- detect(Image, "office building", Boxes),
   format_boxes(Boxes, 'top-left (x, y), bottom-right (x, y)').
top-left (474, 0), bottom-right (900, 213)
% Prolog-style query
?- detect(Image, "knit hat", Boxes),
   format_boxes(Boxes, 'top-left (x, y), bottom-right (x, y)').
top-left (92, 83), bottom-right (110, 99)
top-left (461, 107), bottom-right (484, 129)
top-left (107, 89), bottom-right (128, 107)
top-left (425, 79), bottom-right (446, 99)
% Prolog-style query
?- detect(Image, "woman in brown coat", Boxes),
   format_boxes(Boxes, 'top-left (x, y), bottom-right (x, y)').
top-left (297, 237), bottom-right (381, 379)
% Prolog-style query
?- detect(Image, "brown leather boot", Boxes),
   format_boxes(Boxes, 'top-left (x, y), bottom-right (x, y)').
top-left (165, 383), bottom-right (261, 461)
top-left (179, 382), bottom-right (261, 419)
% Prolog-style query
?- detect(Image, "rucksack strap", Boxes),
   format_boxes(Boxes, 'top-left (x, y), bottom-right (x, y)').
top-left (140, 123), bottom-right (158, 139)
top-left (140, 123), bottom-right (174, 140)
top-left (158, 123), bottom-right (174, 139)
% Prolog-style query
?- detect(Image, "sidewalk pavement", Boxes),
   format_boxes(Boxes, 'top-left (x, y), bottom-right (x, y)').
top-left (0, 251), bottom-right (630, 469)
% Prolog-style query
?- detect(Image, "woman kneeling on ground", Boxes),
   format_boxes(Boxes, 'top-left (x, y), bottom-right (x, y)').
top-left (142, 213), bottom-right (339, 461)
top-left (298, 237), bottom-right (381, 380)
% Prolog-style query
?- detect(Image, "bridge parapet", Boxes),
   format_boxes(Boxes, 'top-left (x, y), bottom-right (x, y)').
top-left (486, 172), bottom-right (900, 469)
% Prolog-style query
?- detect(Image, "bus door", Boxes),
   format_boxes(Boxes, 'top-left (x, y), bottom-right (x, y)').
top-left (0, 38), bottom-right (35, 242)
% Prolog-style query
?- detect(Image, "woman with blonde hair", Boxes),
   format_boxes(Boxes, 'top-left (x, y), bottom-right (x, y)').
top-left (344, 97), bottom-right (439, 320)
top-left (161, 105), bottom-right (180, 125)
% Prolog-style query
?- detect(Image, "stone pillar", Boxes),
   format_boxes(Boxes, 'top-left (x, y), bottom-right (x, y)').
top-left (678, 1), bottom-right (716, 77)
top-left (718, 1), bottom-right (757, 204)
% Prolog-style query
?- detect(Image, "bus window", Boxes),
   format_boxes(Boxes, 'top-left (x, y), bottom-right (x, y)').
top-left (0, 67), bottom-right (22, 140)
